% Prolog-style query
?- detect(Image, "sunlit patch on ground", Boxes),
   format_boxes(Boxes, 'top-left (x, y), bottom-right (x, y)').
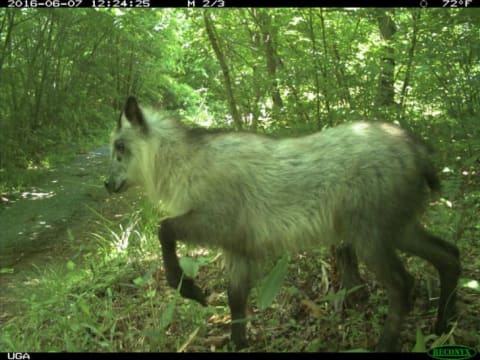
top-left (21, 190), bottom-right (56, 200)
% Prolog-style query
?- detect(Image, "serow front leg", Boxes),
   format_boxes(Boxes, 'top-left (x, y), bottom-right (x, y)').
top-left (158, 218), bottom-right (207, 306)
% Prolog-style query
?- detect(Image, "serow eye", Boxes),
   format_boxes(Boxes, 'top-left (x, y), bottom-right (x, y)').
top-left (115, 141), bottom-right (126, 154)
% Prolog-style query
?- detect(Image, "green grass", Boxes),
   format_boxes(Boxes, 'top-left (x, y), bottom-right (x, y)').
top-left (0, 202), bottom-right (216, 352)
top-left (1, 190), bottom-right (479, 352)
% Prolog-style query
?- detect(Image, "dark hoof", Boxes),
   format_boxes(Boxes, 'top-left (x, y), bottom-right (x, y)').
top-left (376, 334), bottom-right (400, 352)
top-left (180, 278), bottom-right (207, 306)
top-left (229, 338), bottom-right (248, 351)
top-left (375, 341), bottom-right (400, 352)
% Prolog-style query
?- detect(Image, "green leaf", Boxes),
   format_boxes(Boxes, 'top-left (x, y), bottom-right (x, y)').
top-left (320, 284), bottom-right (365, 302)
top-left (412, 326), bottom-right (426, 352)
top-left (67, 228), bottom-right (74, 242)
top-left (133, 265), bottom-right (158, 286)
top-left (159, 300), bottom-right (176, 330)
top-left (66, 260), bottom-right (76, 271)
top-left (133, 277), bottom-right (146, 286)
top-left (78, 299), bottom-right (91, 316)
top-left (179, 257), bottom-right (200, 278)
top-left (81, 323), bottom-right (102, 336)
top-left (257, 255), bottom-right (290, 310)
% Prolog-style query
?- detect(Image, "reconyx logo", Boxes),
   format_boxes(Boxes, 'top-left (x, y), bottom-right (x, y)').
top-left (428, 345), bottom-right (478, 360)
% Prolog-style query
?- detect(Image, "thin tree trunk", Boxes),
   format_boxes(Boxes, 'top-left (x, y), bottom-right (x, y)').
top-left (400, 10), bottom-right (420, 108)
top-left (331, 42), bottom-right (353, 109)
top-left (33, 13), bottom-right (55, 129)
top-left (308, 9), bottom-right (322, 126)
top-left (316, 9), bottom-right (333, 127)
top-left (0, 10), bottom-right (16, 80)
top-left (242, 12), bottom-right (262, 131)
top-left (375, 11), bottom-right (396, 108)
top-left (204, 12), bottom-right (242, 130)
top-left (251, 9), bottom-right (283, 114)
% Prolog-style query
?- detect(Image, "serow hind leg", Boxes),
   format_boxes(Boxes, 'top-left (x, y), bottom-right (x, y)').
top-left (362, 247), bottom-right (414, 352)
top-left (396, 225), bottom-right (460, 334)
top-left (336, 244), bottom-right (369, 307)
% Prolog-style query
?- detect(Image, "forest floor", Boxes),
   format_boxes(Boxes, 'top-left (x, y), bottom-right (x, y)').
top-left (0, 145), bottom-right (479, 352)
top-left (0, 146), bottom-right (133, 326)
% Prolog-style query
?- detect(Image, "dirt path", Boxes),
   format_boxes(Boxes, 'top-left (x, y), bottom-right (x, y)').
top-left (0, 147), bottom-right (111, 266)
top-left (0, 146), bottom-right (126, 325)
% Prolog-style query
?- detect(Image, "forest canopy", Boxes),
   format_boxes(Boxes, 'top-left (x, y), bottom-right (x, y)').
top-left (0, 8), bottom-right (479, 185)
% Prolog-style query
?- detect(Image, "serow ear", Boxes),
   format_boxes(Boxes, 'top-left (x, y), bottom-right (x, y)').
top-left (124, 96), bottom-right (148, 132)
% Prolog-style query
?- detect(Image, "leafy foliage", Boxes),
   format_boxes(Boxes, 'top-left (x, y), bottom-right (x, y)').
top-left (1, 8), bottom-right (479, 183)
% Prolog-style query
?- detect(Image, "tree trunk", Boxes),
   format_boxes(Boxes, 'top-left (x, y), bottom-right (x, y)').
top-left (32, 12), bottom-right (55, 129)
top-left (315, 9), bottom-right (333, 127)
top-left (400, 10), bottom-right (420, 108)
top-left (0, 10), bottom-right (16, 81)
top-left (375, 11), bottom-right (396, 108)
top-left (204, 12), bottom-right (242, 130)
top-left (251, 9), bottom-right (284, 115)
